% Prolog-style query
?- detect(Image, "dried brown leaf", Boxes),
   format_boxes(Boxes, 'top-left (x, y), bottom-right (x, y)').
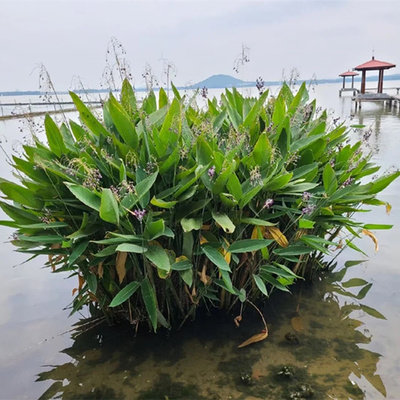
top-left (98, 262), bottom-right (104, 279)
top-left (234, 315), bottom-right (242, 327)
top-left (362, 229), bottom-right (379, 253)
top-left (116, 251), bottom-right (128, 283)
top-left (238, 330), bottom-right (268, 348)
top-left (291, 316), bottom-right (304, 332)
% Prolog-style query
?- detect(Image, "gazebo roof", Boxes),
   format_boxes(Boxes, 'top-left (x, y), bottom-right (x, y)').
top-left (339, 71), bottom-right (359, 77)
top-left (354, 57), bottom-right (396, 71)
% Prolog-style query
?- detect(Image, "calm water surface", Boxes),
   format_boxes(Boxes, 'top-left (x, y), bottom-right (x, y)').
top-left (0, 83), bottom-right (400, 399)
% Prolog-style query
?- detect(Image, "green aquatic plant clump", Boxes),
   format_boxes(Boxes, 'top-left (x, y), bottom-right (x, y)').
top-left (0, 80), bottom-right (398, 331)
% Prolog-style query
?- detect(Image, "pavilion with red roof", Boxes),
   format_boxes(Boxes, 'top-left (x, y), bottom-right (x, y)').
top-left (339, 70), bottom-right (359, 96)
top-left (354, 56), bottom-right (396, 94)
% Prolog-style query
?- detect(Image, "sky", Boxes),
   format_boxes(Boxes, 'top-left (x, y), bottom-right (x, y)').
top-left (0, 0), bottom-right (399, 91)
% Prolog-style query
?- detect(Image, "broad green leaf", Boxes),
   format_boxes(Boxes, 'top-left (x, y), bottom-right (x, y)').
top-left (100, 188), bottom-right (120, 225)
top-left (181, 217), bottom-right (202, 232)
top-left (227, 173), bottom-right (242, 201)
top-left (265, 172), bottom-right (293, 192)
top-left (108, 93), bottom-right (139, 148)
top-left (363, 224), bottom-right (393, 230)
top-left (342, 278), bottom-right (369, 288)
top-left (159, 98), bottom-right (180, 146)
top-left (196, 136), bottom-right (214, 166)
top-left (242, 90), bottom-right (269, 128)
top-left (0, 179), bottom-right (44, 209)
top-left (323, 163), bottom-right (338, 196)
top-left (228, 239), bottom-right (273, 253)
top-left (121, 78), bottom-right (137, 117)
top-left (144, 219), bottom-right (165, 240)
top-left (212, 161), bottom-right (237, 195)
top-left (159, 87), bottom-right (169, 109)
top-left (18, 234), bottom-right (63, 244)
top-left (141, 277), bottom-right (158, 331)
top-left (171, 260), bottom-right (192, 271)
top-left (65, 183), bottom-right (101, 211)
top-left (86, 273), bottom-right (97, 294)
top-left (238, 288), bottom-right (246, 303)
top-left (109, 281), bottom-right (140, 307)
top-left (116, 243), bottom-right (147, 253)
top-left (150, 196), bottom-right (177, 209)
top-left (215, 269), bottom-right (235, 294)
top-left (211, 210), bottom-right (235, 233)
top-left (179, 269), bottom-right (193, 287)
top-left (344, 260), bottom-right (366, 268)
top-left (359, 304), bottom-right (386, 320)
top-left (273, 245), bottom-right (312, 257)
top-left (44, 114), bottom-right (67, 157)
top-left (298, 219), bottom-right (315, 229)
top-left (136, 171), bottom-right (158, 207)
top-left (202, 244), bottom-right (231, 272)
top-left (68, 240), bottom-right (89, 267)
top-left (260, 272), bottom-right (291, 292)
top-left (93, 244), bottom-right (118, 257)
top-left (240, 218), bottom-right (275, 227)
top-left (253, 274), bottom-right (269, 297)
top-left (69, 91), bottom-right (109, 137)
top-left (145, 245), bottom-right (171, 272)
top-left (252, 133), bottom-right (272, 166)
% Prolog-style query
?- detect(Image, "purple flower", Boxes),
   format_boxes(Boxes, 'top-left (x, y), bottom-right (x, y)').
top-left (208, 165), bottom-right (216, 179)
top-left (341, 177), bottom-right (354, 188)
top-left (302, 192), bottom-right (311, 203)
top-left (302, 204), bottom-right (316, 215)
top-left (132, 209), bottom-right (146, 222)
top-left (263, 198), bottom-right (274, 209)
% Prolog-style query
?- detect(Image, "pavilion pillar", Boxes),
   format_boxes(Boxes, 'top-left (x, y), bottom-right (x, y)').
top-left (342, 76), bottom-right (345, 89)
top-left (361, 70), bottom-right (366, 94)
top-left (351, 76), bottom-right (354, 88)
top-left (378, 69), bottom-right (384, 93)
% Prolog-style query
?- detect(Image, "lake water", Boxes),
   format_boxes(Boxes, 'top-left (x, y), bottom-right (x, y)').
top-left (0, 82), bottom-right (400, 399)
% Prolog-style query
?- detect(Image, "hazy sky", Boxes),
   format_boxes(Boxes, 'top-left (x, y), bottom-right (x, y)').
top-left (1, 0), bottom-right (399, 91)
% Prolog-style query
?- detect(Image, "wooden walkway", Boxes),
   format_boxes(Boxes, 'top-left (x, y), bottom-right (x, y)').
top-left (0, 101), bottom-right (103, 121)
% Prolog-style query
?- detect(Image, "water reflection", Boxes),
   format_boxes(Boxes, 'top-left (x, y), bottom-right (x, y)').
top-left (36, 263), bottom-right (386, 400)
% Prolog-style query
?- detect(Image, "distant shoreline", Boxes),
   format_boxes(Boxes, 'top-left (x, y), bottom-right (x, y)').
top-left (2, 73), bottom-right (400, 97)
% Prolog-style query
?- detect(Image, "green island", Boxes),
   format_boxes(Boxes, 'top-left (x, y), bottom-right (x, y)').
top-left (0, 79), bottom-right (398, 335)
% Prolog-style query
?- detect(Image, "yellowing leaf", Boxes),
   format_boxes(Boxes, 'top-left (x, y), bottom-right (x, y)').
top-left (291, 316), bottom-right (304, 332)
top-left (294, 228), bottom-right (308, 241)
top-left (199, 235), bottom-right (208, 245)
top-left (98, 262), bottom-right (104, 279)
top-left (78, 274), bottom-right (85, 292)
top-left (238, 330), bottom-right (268, 348)
top-left (265, 226), bottom-right (289, 247)
top-left (175, 255), bottom-right (188, 262)
top-left (116, 251), bottom-right (128, 283)
top-left (386, 202), bottom-right (392, 215)
top-left (251, 225), bottom-right (265, 240)
top-left (200, 264), bottom-right (208, 284)
top-left (362, 229), bottom-right (379, 253)
top-left (224, 251), bottom-right (231, 264)
top-left (49, 243), bottom-right (62, 271)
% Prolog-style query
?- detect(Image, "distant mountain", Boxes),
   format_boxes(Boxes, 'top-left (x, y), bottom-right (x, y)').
top-left (186, 74), bottom-right (255, 89)
top-left (186, 73), bottom-right (400, 90)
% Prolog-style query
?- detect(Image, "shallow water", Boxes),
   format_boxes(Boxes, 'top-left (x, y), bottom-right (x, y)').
top-left (0, 82), bottom-right (400, 399)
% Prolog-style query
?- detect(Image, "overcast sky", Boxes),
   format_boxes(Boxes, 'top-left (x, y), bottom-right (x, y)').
top-left (1, 0), bottom-right (399, 91)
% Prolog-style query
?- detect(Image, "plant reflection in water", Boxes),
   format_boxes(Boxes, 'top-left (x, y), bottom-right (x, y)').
top-left (37, 260), bottom-right (386, 400)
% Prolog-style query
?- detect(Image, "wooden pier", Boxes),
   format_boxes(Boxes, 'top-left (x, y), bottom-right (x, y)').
top-left (353, 93), bottom-right (400, 111)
